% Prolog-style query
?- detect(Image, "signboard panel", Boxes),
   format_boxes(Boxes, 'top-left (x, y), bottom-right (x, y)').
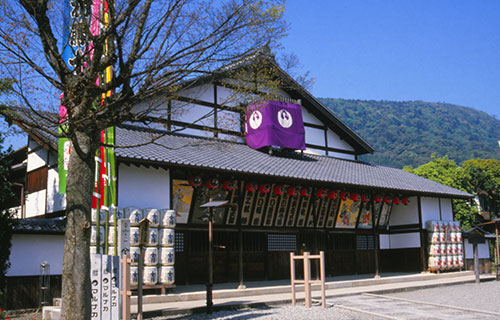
top-left (251, 190), bottom-right (268, 226)
top-left (172, 179), bottom-right (194, 224)
top-left (296, 195), bottom-right (312, 227)
top-left (263, 185), bottom-right (279, 226)
top-left (91, 254), bottom-right (102, 319)
top-left (306, 197), bottom-right (321, 228)
top-left (240, 189), bottom-right (256, 225)
top-left (325, 198), bottom-right (340, 228)
top-left (285, 194), bottom-right (301, 227)
top-left (357, 202), bottom-right (373, 229)
top-left (225, 183), bottom-right (240, 225)
top-left (335, 198), bottom-right (361, 228)
top-left (274, 189), bottom-right (290, 227)
top-left (101, 255), bottom-right (111, 319)
top-left (378, 202), bottom-right (393, 229)
top-left (316, 198), bottom-right (330, 228)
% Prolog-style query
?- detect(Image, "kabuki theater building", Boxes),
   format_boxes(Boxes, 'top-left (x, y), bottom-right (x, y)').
top-left (7, 50), bottom-right (477, 298)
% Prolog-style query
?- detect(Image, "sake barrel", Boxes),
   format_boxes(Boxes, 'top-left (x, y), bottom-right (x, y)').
top-left (428, 256), bottom-right (438, 269)
top-left (428, 244), bottom-right (439, 255)
top-left (437, 221), bottom-right (445, 232)
top-left (144, 247), bottom-right (158, 266)
top-left (449, 232), bottom-right (457, 243)
top-left (144, 208), bottom-right (160, 227)
top-left (438, 232), bottom-right (446, 243)
top-left (107, 246), bottom-right (117, 256)
top-left (127, 207), bottom-right (143, 226)
top-left (159, 266), bottom-right (175, 285)
top-left (143, 266), bottom-right (158, 285)
top-left (130, 227), bottom-right (140, 246)
top-left (426, 220), bottom-right (439, 232)
top-left (159, 228), bottom-right (175, 247)
top-left (108, 207), bottom-right (125, 225)
top-left (439, 244), bottom-right (446, 255)
top-left (90, 245), bottom-right (97, 255)
top-left (147, 228), bottom-right (159, 247)
top-left (130, 266), bottom-right (139, 286)
top-left (447, 255), bottom-right (454, 269)
top-left (458, 255), bottom-right (464, 267)
top-left (130, 246), bottom-right (140, 266)
top-left (456, 232), bottom-right (462, 243)
top-left (91, 226), bottom-right (105, 245)
top-left (159, 247), bottom-right (175, 266)
top-left (161, 209), bottom-right (176, 228)
top-left (451, 243), bottom-right (457, 254)
top-left (443, 221), bottom-right (450, 233)
top-left (435, 256), bottom-right (443, 270)
top-left (107, 227), bottom-right (116, 245)
top-left (446, 243), bottom-right (452, 255)
top-left (457, 243), bottom-right (463, 255)
top-left (428, 232), bottom-right (439, 244)
top-left (452, 255), bottom-right (459, 268)
top-left (91, 209), bottom-right (105, 225)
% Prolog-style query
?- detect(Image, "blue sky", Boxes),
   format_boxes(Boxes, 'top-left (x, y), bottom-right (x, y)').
top-left (281, 0), bottom-right (500, 118)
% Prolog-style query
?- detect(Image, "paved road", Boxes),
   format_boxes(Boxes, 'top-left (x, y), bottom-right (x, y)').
top-left (328, 293), bottom-right (500, 320)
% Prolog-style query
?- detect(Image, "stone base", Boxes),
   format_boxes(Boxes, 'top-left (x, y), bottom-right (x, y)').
top-left (42, 306), bottom-right (61, 320)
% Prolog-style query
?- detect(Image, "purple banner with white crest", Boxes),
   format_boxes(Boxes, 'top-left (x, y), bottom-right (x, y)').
top-left (245, 100), bottom-right (306, 150)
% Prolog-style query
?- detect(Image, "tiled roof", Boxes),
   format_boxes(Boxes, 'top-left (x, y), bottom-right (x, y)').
top-left (115, 125), bottom-right (472, 199)
top-left (13, 218), bottom-right (66, 234)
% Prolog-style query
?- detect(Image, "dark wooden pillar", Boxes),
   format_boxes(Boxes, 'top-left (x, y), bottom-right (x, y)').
top-left (237, 182), bottom-right (245, 289)
top-left (417, 196), bottom-right (427, 271)
top-left (371, 195), bottom-right (380, 278)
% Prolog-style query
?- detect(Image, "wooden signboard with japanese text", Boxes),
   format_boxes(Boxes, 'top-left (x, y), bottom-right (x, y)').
top-left (296, 194), bottom-right (312, 227)
top-left (251, 189), bottom-right (269, 226)
top-left (325, 198), bottom-right (340, 228)
top-left (240, 189), bottom-right (256, 225)
top-left (316, 198), bottom-right (330, 228)
top-left (263, 185), bottom-right (280, 226)
top-left (285, 194), bottom-right (301, 227)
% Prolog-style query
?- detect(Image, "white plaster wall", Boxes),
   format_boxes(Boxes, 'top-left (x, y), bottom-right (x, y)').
top-left (305, 126), bottom-right (325, 146)
top-left (171, 100), bottom-right (214, 127)
top-left (379, 234), bottom-right (390, 249)
top-left (118, 164), bottom-right (170, 209)
top-left (388, 232), bottom-right (421, 249)
top-left (328, 152), bottom-right (355, 160)
top-left (26, 190), bottom-right (46, 218)
top-left (389, 197), bottom-right (419, 226)
top-left (217, 109), bottom-right (241, 132)
top-left (46, 168), bottom-right (66, 213)
top-left (464, 238), bottom-right (490, 259)
top-left (302, 108), bottom-right (323, 126)
top-left (180, 83), bottom-right (214, 103)
top-left (304, 148), bottom-right (326, 156)
top-left (440, 198), bottom-right (454, 221)
top-left (326, 129), bottom-right (355, 151)
top-left (420, 197), bottom-right (441, 226)
top-left (7, 234), bottom-right (65, 276)
top-left (27, 145), bottom-right (48, 172)
top-left (171, 125), bottom-right (215, 138)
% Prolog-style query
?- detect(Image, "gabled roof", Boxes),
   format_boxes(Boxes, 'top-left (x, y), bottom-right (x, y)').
top-left (178, 48), bottom-right (374, 155)
top-left (115, 124), bottom-right (471, 199)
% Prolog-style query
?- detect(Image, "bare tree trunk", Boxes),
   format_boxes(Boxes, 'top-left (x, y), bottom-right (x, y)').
top-left (61, 131), bottom-right (96, 320)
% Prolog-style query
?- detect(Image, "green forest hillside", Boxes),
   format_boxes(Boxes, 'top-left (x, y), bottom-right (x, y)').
top-left (319, 98), bottom-right (500, 168)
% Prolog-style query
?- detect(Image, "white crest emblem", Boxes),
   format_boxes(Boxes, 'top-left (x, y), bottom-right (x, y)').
top-left (277, 109), bottom-right (293, 128)
top-left (249, 110), bottom-right (263, 129)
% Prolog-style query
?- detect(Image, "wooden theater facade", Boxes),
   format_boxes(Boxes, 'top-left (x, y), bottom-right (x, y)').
top-left (14, 51), bottom-right (472, 288)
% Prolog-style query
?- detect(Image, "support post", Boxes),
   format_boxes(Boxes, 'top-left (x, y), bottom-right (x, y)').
top-left (371, 195), bottom-right (380, 278)
top-left (496, 223), bottom-right (499, 281)
top-left (120, 255), bottom-right (131, 320)
top-left (319, 251), bottom-right (326, 309)
top-left (290, 252), bottom-right (296, 306)
top-left (207, 207), bottom-right (214, 314)
top-left (303, 251), bottom-right (311, 308)
top-left (473, 242), bottom-right (480, 284)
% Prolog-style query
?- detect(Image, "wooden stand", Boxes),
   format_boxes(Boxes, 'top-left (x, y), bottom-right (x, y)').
top-left (120, 255), bottom-right (132, 320)
top-left (131, 284), bottom-right (176, 295)
top-left (290, 251), bottom-right (326, 308)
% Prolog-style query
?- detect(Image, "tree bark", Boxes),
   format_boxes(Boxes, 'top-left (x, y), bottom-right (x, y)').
top-left (61, 131), bottom-right (96, 320)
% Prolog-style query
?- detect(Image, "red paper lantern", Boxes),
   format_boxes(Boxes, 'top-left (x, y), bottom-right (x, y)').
top-left (259, 184), bottom-right (270, 194)
top-left (188, 176), bottom-right (202, 187)
top-left (392, 196), bottom-right (400, 205)
top-left (274, 185), bottom-right (285, 195)
top-left (327, 190), bottom-right (337, 199)
top-left (315, 189), bottom-right (326, 198)
top-left (300, 187), bottom-right (311, 197)
top-left (339, 191), bottom-right (348, 201)
top-left (246, 182), bottom-right (257, 192)
top-left (401, 197), bottom-right (409, 205)
top-left (375, 194), bottom-right (383, 203)
top-left (361, 194), bottom-right (370, 202)
top-left (206, 178), bottom-right (219, 189)
top-left (350, 193), bottom-right (360, 201)
top-left (384, 195), bottom-right (392, 204)
top-left (287, 186), bottom-right (297, 196)
top-left (222, 180), bottom-right (234, 191)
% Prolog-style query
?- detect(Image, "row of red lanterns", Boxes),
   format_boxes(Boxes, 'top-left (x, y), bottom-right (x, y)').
top-left (188, 176), bottom-right (409, 205)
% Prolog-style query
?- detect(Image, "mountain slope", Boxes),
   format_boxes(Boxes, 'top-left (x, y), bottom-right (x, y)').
top-left (318, 98), bottom-right (500, 168)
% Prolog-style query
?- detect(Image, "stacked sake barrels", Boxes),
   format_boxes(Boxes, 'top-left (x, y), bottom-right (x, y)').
top-left (126, 208), bottom-right (176, 287)
top-left (90, 208), bottom-right (124, 255)
top-left (427, 220), bottom-right (463, 271)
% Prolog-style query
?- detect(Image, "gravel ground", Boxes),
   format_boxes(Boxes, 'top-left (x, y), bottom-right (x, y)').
top-left (387, 280), bottom-right (500, 313)
top-left (151, 281), bottom-right (500, 320)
